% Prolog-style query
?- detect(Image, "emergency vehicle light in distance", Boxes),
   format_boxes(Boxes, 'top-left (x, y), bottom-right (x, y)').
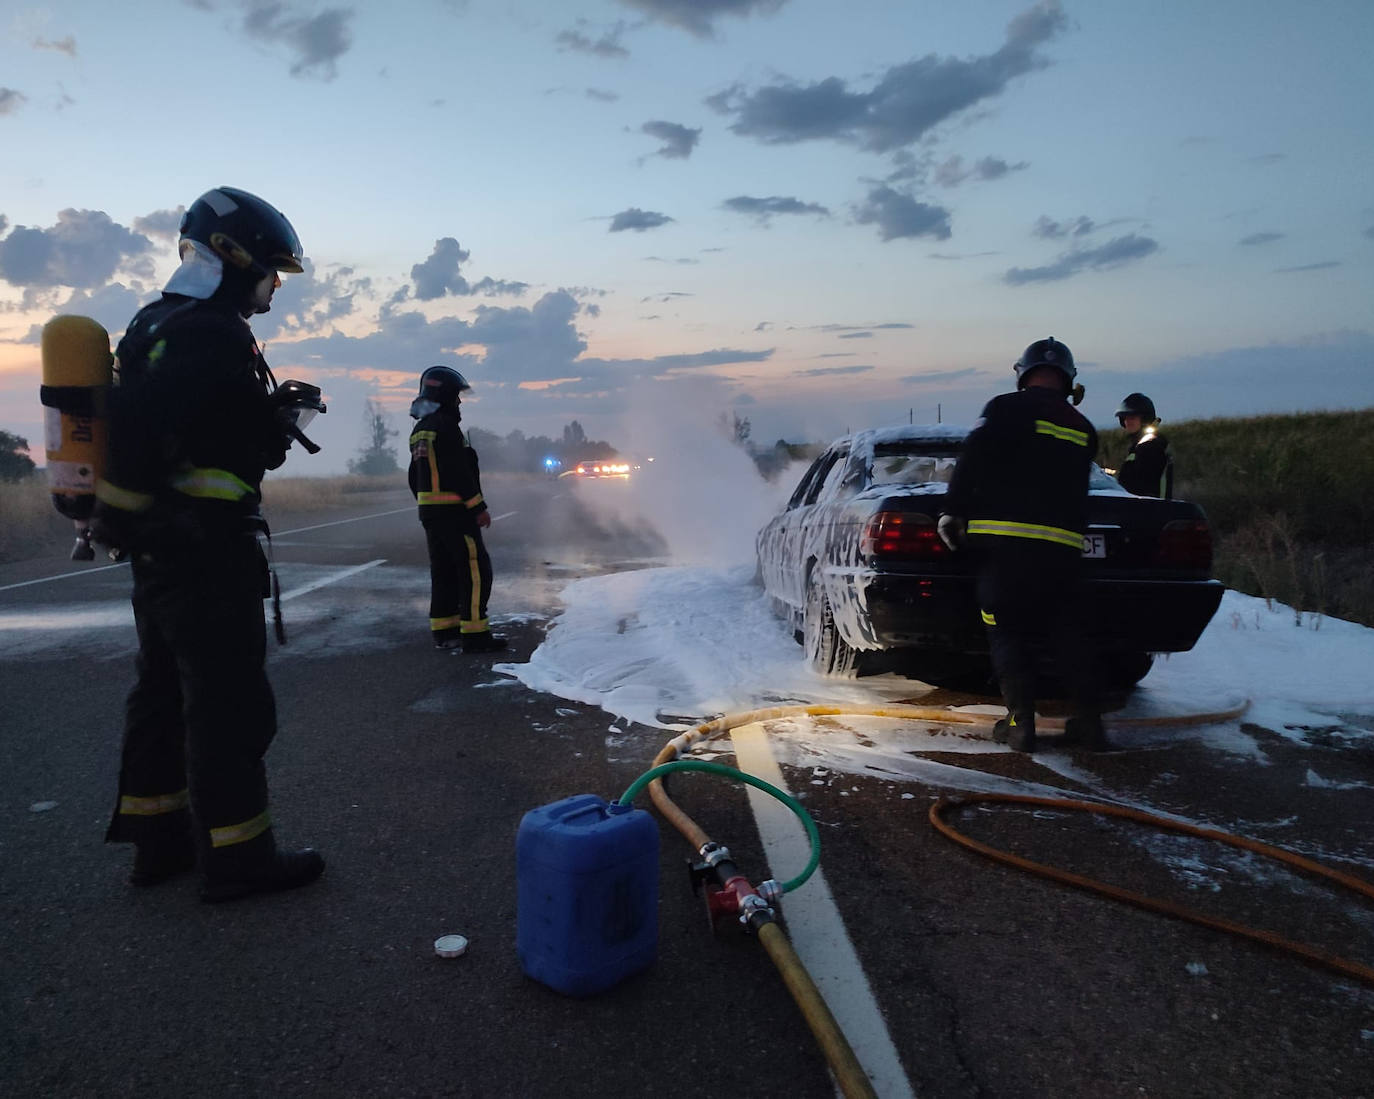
top-left (859, 511), bottom-right (948, 559)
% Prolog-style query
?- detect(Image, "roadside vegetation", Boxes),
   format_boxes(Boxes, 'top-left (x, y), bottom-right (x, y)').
top-left (1099, 408), bottom-right (1374, 626)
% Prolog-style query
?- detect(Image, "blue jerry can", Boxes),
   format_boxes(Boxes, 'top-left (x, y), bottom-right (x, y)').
top-left (516, 793), bottom-right (659, 997)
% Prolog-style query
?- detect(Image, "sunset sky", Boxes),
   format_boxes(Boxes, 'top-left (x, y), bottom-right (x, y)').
top-left (2, 0), bottom-right (1371, 471)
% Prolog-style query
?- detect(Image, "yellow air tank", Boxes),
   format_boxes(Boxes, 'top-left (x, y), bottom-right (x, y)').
top-left (40, 315), bottom-right (114, 521)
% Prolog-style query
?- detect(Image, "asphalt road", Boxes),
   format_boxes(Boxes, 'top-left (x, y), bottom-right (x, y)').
top-left (2, 473), bottom-right (1372, 1098)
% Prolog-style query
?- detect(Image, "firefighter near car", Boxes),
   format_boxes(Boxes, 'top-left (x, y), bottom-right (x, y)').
top-left (938, 337), bottom-right (1108, 753)
top-left (92, 186), bottom-right (327, 902)
top-left (408, 366), bottom-right (506, 653)
top-left (1112, 392), bottom-right (1174, 499)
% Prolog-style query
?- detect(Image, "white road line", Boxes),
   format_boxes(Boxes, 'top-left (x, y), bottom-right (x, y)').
top-left (0, 508), bottom-right (412, 592)
top-left (274, 506), bottom-right (414, 536)
top-left (0, 561), bottom-right (129, 593)
top-left (490, 511), bottom-right (518, 522)
top-left (278, 559), bottom-right (386, 601)
top-left (730, 724), bottom-right (916, 1099)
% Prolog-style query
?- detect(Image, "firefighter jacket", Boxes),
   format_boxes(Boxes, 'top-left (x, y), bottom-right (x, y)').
top-left (94, 293), bottom-right (287, 550)
top-left (1116, 427), bottom-right (1173, 498)
top-left (408, 408), bottom-right (487, 526)
top-left (943, 387), bottom-right (1099, 552)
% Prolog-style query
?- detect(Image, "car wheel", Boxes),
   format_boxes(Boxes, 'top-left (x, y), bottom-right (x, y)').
top-left (804, 579), bottom-right (859, 677)
top-left (1104, 651), bottom-right (1154, 690)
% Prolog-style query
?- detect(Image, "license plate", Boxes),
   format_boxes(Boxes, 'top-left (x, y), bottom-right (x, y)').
top-left (1082, 533), bottom-right (1106, 558)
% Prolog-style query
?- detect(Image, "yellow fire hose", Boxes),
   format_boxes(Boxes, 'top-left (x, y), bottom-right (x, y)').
top-left (646, 698), bottom-right (1371, 1099)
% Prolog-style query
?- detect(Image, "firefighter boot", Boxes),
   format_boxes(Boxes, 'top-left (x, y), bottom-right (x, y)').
top-left (130, 835), bottom-right (197, 887)
top-left (1062, 714), bottom-right (1110, 751)
top-left (461, 631), bottom-right (508, 654)
top-left (201, 848), bottom-right (326, 903)
top-left (993, 711), bottom-right (1037, 753)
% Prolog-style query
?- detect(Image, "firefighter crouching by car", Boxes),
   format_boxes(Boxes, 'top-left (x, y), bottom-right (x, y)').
top-left (92, 186), bottom-right (326, 902)
top-left (1110, 392), bottom-right (1173, 498)
top-left (408, 366), bottom-right (506, 653)
top-left (937, 337), bottom-right (1109, 753)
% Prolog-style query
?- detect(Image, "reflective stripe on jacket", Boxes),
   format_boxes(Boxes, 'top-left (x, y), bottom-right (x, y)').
top-left (944, 386), bottom-right (1098, 551)
top-left (409, 412), bottom-right (487, 517)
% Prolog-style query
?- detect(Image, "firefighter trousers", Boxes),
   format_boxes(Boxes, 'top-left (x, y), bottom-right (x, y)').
top-left (106, 534), bottom-right (280, 876)
top-left (974, 537), bottom-right (1100, 719)
top-left (422, 515), bottom-right (493, 642)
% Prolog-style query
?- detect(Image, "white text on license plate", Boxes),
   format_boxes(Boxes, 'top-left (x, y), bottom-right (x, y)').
top-left (1082, 533), bottom-right (1106, 558)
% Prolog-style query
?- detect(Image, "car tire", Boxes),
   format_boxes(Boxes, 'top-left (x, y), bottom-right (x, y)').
top-left (1104, 651), bottom-right (1154, 690)
top-left (804, 579), bottom-right (859, 677)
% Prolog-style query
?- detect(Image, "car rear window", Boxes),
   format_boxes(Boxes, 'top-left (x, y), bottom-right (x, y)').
top-left (869, 449), bottom-right (959, 486)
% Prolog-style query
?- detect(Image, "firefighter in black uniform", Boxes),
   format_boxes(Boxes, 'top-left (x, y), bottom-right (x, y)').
top-left (1112, 392), bottom-right (1173, 498)
top-left (92, 187), bottom-right (326, 901)
top-left (938, 337), bottom-right (1108, 752)
top-left (408, 366), bottom-right (506, 653)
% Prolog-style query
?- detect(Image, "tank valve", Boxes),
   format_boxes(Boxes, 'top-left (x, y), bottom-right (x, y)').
top-left (71, 525), bottom-right (95, 561)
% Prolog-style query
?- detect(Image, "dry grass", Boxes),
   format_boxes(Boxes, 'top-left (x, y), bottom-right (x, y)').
top-left (0, 472), bottom-right (411, 564)
top-left (1100, 407), bottom-right (1374, 625)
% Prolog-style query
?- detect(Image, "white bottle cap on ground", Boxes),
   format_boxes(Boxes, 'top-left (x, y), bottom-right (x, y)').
top-left (434, 934), bottom-right (468, 958)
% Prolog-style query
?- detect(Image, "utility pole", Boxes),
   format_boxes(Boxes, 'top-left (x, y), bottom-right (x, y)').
top-left (909, 408), bottom-right (913, 424)
top-left (937, 403), bottom-right (942, 423)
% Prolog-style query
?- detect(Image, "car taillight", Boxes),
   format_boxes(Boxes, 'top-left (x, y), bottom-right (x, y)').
top-left (1155, 519), bottom-right (1212, 570)
top-left (860, 511), bottom-right (948, 559)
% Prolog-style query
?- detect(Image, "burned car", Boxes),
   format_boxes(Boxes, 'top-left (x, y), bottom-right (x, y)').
top-left (756, 425), bottom-right (1223, 686)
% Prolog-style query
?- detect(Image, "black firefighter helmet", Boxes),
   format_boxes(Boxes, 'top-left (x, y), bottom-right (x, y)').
top-left (1115, 392), bottom-right (1158, 424)
top-left (1013, 336), bottom-right (1077, 389)
top-left (410, 365), bottom-right (471, 419)
top-left (180, 187), bottom-right (304, 279)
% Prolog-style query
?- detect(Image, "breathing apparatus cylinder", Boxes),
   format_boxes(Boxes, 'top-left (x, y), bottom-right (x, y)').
top-left (39, 315), bottom-right (114, 521)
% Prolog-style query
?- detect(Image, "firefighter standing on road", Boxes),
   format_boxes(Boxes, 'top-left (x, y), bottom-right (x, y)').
top-left (938, 337), bottom-right (1108, 753)
top-left (408, 366), bottom-right (506, 653)
top-left (93, 186), bottom-right (326, 901)
top-left (1112, 392), bottom-right (1173, 498)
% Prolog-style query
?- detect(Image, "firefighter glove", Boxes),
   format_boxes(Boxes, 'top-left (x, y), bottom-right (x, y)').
top-left (937, 514), bottom-right (966, 551)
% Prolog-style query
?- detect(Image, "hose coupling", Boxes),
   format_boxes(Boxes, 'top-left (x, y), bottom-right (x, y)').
top-left (757, 879), bottom-right (784, 905)
top-left (738, 892), bottom-right (775, 930)
top-left (698, 842), bottom-right (732, 869)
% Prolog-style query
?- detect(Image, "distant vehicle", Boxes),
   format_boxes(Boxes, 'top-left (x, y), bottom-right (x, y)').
top-left (563, 460), bottom-right (635, 479)
top-left (756, 425), bottom-right (1224, 687)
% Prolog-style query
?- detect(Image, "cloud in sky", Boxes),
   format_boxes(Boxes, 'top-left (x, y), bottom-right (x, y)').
top-left (0, 88), bottom-right (26, 115)
top-left (239, 2), bottom-right (354, 79)
top-left (1274, 261), bottom-right (1341, 273)
top-left (934, 155), bottom-right (1026, 187)
top-left (721, 195), bottom-right (830, 223)
top-left (586, 87), bottom-right (620, 102)
top-left (615, 0), bottom-right (787, 39)
top-left (400, 239), bottom-right (528, 303)
top-left (556, 22), bottom-right (630, 58)
top-left (1003, 232), bottom-right (1159, 284)
top-left (640, 120), bottom-right (701, 160)
top-left (0, 209), bottom-right (153, 290)
top-left (794, 364), bottom-right (873, 377)
top-left (133, 208), bottom-right (185, 240)
top-left (707, 0), bottom-right (1066, 153)
top-left (853, 187), bottom-right (952, 242)
top-left (1034, 214), bottom-right (1095, 239)
top-left (33, 36), bottom-right (77, 56)
top-left (610, 208), bottom-right (674, 232)
top-left (1239, 231), bottom-right (1284, 246)
top-left (410, 237), bottom-right (471, 300)
top-left (898, 367), bottom-right (981, 384)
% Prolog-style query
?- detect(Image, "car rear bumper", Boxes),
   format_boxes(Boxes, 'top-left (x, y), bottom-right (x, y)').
top-left (843, 572), bottom-right (1224, 655)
